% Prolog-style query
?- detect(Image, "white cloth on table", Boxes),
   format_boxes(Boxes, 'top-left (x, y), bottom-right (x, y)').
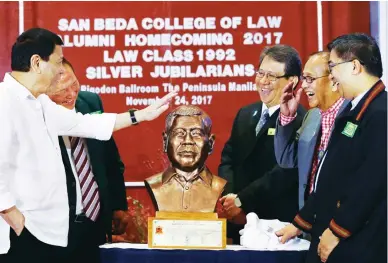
top-left (239, 213), bottom-right (310, 251)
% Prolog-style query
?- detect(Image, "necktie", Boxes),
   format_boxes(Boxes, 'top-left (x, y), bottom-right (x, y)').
top-left (70, 137), bottom-right (100, 221)
top-left (255, 109), bottom-right (269, 135)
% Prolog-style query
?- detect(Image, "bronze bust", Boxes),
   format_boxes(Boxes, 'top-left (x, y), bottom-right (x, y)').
top-left (145, 105), bottom-right (227, 212)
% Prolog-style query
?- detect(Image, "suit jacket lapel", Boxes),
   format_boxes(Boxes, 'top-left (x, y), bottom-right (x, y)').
top-left (250, 103), bottom-right (262, 132)
top-left (337, 99), bottom-right (351, 116)
top-left (75, 97), bottom-right (88, 115)
top-left (305, 118), bottom-right (321, 174)
top-left (239, 103), bottom-right (262, 160)
top-left (248, 102), bottom-right (262, 143)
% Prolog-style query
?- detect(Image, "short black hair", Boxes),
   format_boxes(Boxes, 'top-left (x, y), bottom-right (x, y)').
top-left (259, 44), bottom-right (302, 77)
top-left (63, 57), bottom-right (75, 73)
top-left (327, 33), bottom-right (382, 78)
top-left (11, 27), bottom-right (63, 72)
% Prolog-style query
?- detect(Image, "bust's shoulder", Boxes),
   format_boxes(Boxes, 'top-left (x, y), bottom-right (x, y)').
top-left (212, 174), bottom-right (227, 187)
top-left (145, 172), bottom-right (164, 189)
top-left (208, 171), bottom-right (227, 192)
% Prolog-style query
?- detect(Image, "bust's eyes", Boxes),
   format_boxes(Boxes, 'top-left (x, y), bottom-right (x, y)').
top-left (191, 130), bottom-right (203, 136)
top-left (173, 130), bottom-right (186, 137)
top-left (172, 128), bottom-right (203, 137)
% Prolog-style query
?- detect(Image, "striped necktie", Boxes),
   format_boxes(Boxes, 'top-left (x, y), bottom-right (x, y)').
top-left (70, 137), bottom-right (100, 221)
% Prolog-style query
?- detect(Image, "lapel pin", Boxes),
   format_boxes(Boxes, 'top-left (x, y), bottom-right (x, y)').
top-left (342, 121), bottom-right (358, 138)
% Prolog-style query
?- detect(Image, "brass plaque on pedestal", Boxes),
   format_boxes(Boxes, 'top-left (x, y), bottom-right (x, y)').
top-left (148, 212), bottom-right (226, 249)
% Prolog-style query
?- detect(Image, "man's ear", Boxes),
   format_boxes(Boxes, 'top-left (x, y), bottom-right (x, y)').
top-left (30, 54), bottom-right (42, 74)
top-left (162, 132), bottom-right (168, 153)
top-left (352, 60), bottom-right (363, 75)
top-left (208, 134), bottom-right (216, 154)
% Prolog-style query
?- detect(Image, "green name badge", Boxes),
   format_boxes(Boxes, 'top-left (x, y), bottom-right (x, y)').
top-left (342, 121), bottom-right (358, 138)
top-left (90, 110), bottom-right (102, 115)
top-left (267, 128), bottom-right (276, 136)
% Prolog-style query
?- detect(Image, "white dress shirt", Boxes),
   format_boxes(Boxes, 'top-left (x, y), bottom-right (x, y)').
top-left (0, 73), bottom-right (116, 253)
top-left (313, 91), bottom-right (368, 192)
top-left (261, 103), bottom-right (280, 117)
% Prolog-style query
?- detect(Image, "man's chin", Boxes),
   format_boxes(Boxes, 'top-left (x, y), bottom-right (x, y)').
top-left (258, 95), bottom-right (272, 105)
top-left (179, 162), bottom-right (198, 168)
top-left (308, 101), bottom-right (318, 109)
top-left (62, 103), bottom-right (75, 110)
top-left (174, 162), bottom-right (201, 172)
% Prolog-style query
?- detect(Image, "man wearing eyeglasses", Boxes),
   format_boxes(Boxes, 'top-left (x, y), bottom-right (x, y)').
top-left (276, 33), bottom-right (387, 263)
top-left (274, 51), bottom-right (349, 212)
top-left (218, 44), bottom-right (306, 243)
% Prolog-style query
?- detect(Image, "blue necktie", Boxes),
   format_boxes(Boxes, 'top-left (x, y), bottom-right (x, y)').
top-left (255, 109), bottom-right (269, 135)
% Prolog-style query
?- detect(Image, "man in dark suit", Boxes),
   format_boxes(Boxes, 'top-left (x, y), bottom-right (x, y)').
top-left (48, 58), bottom-right (128, 263)
top-left (277, 33), bottom-right (387, 263)
top-left (219, 45), bottom-right (306, 243)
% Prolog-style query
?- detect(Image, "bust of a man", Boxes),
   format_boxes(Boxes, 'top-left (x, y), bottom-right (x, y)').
top-left (145, 105), bottom-right (227, 212)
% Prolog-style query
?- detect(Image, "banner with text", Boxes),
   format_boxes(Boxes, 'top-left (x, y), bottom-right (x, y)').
top-left (24, 1), bottom-right (318, 181)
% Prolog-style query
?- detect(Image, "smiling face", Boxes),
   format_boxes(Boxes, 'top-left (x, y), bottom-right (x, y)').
top-left (255, 56), bottom-right (289, 107)
top-left (301, 54), bottom-right (333, 109)
top-left (166, 116), bottom-right (213, 173)
top-left (328, 49), bottom-right (356, 100)
top-left (48, 64), bottom-right (80, 109)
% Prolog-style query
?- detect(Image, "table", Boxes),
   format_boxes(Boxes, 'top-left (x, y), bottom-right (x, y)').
top-left (100, 243), bottom-right (307, 263)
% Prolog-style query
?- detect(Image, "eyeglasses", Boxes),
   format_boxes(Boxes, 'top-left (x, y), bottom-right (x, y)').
top-left (300, 75), bottom-right (329, 84)
top-left (328, 59), bottom-right (364, 73)
top-left (256, 69), bottom-right (288, 82)
top-left (328, 60), bottom-right (353, 73)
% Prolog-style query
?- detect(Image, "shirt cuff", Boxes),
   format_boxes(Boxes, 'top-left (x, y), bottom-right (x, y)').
top-left (279, 113), bottom-right (297, 126)
top-left (329, 219), bottom-right (351, 239)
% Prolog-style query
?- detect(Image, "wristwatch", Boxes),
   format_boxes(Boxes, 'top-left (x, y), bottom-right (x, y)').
top-left (128, 109), bottom-right (139, 125)
top-left (234, 196), bottom-right (242, 208)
